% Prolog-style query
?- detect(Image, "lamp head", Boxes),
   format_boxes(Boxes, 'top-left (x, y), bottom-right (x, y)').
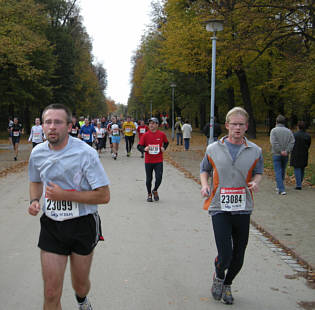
top-left (205, 19), bottom-right (224, 33)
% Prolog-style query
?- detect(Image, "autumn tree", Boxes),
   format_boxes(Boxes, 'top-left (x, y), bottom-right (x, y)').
top-left (0, 0), bottom-right (55, 132)
top-left (130, 0), bottom-right (315, 136)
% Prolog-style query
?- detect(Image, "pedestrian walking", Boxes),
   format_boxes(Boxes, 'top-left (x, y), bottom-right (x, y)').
top-left (28, 103), bottom-right (110, 310)
top-left (270, 114), bottom-right (295, 195)
top-left (200, 107), bottom-right (263, 305)
top-left (137, 117), bottom-right (169, 202)
top-left (290, 121), bottom-right (311, 190)
top-left (181, 119), bottom-right (192, 150)
top-left (175, 117), bottom-right (183, 145)
top-left (28, 117), bottom-right (44, 148)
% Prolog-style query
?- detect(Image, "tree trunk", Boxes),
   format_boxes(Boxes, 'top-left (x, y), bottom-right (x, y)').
top-left (24, 104), bottom-right (31, 134)
top-left (235, 68), bottom-right (256, 138)
top-left (199, 100), bottom-right (206, 130)
top-left (226, 69), bottom-right (235, 111)
top-left (195, 114), bottom-right (199, 129)
top-left (262, 91), bottom-right (275, 134)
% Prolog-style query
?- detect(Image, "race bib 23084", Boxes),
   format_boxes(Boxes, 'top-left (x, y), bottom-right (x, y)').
top-left (220, 187), bottom-right (246, 211)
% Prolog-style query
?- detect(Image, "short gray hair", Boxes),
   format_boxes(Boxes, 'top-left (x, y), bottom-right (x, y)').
top-left (276, 114), bottom-right (285, 124)
top-left (226, 107), bottom-right (249, 123)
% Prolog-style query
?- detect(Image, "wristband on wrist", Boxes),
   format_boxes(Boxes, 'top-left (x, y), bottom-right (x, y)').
top-left (30, 198), bottom-right (39, 205)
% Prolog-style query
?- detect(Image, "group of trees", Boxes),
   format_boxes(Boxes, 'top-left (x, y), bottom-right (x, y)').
top-left (128, 0), bottom-right (315, 137)
top-left (0, 0), bottom-right (111, 133)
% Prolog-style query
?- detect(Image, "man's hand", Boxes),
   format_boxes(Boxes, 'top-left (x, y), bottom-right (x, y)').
top-left (281, 150), bottom-right (288, 156)
top-left (248, 181), bottom-right (259, 193)
top-left (45, 182), bottom-right (65, 201)
top-left (29, 200), bottom-right (41, 216)
top-left (161, 147), bottom-right (165, 152)
top-left (248, 174), bottom-right (262, 193)
top-left (201, 185), bottom-right (211, 198)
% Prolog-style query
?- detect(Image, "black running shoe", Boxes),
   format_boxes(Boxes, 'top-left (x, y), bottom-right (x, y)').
top-left (147, 194), bottom-right (153, 202)
top-left (211, 273), bottom-right (224, 301)
top-left (222, 285), bottom-right (234, 304)
top-left (152, 190), bottom-right (159, 201)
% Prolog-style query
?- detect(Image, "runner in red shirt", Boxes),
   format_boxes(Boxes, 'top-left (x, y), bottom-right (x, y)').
top-left (137, 120), bottom-right (149, 158)
top-left (137, 117), bottom-right (169, 202)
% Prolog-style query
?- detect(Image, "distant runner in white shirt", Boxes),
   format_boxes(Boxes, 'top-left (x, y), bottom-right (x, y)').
top-left (95, 121), bottom-right (106, 156)
top-left (28, 117), bottom-right (44, 148)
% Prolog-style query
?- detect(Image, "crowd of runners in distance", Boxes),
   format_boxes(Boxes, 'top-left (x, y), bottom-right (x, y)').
top-left (7, 115), bottom-right (154, 161)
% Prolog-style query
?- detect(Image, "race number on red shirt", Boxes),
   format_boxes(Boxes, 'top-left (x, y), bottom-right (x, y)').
top-left (139, 130), bottom-right (168, 163)
top-left (137, 125), bottom-right (148, 139)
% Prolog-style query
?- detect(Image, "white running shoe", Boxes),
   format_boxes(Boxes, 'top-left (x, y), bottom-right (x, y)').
top-left (78, 297), bottom-right (93, 310)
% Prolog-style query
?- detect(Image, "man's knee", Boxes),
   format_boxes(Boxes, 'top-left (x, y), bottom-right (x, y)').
top-left (44, 285), bottom-right (62, 304)
top-left (72, 279), bottom-right (90, 297)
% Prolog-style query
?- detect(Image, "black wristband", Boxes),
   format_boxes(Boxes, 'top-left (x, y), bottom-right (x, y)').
top-left (30, 198), bottom-right (39, 205)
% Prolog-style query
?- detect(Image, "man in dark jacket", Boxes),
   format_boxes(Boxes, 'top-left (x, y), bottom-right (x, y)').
top-left (290, 121), bottom-right (311, 190)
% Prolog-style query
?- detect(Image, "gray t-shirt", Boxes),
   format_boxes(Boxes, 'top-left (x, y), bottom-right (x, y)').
top-left (29, 135), bottom-right (110, 221)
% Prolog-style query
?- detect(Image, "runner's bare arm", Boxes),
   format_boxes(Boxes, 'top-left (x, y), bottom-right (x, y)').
top-left (45, 183), bottom-right (110, 205)
top-left (29, 181), bottom-right (43, 216)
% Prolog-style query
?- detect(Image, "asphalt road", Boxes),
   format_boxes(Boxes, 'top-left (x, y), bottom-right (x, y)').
top-left (0, 148), bottom-right (314, 309)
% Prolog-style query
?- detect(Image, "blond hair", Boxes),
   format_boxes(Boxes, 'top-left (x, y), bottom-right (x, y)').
top-left (226, 107), bottom-right (249, 123)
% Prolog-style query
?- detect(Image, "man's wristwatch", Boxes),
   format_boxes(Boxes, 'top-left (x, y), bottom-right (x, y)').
top-left (30, 198), bottom-right (39, 205)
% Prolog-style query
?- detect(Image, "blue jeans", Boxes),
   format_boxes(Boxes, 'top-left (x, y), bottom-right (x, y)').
top-left (272, 155), bottom-right (289, 193)
top-left (176, 133), bottom-right (183, 145)
top-left (184, 138), bottom-right (190, 150)
top-left (294, 167), bottom-right (305, 188)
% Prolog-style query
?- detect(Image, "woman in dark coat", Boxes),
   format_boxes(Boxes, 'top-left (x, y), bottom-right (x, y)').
top-left (290, 121), bottom-right (311, 189)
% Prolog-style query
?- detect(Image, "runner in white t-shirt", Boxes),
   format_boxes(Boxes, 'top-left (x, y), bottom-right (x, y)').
top-left (28, 117), bottom-right (44, 148)
top-left (109, 116), bottom-right (121, 160)
top-left (95, 121), bottom-right (105, 156)
top-left (28, 104), bottom-right (110, 310)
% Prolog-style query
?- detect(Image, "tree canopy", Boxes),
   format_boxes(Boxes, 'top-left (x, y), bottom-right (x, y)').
top-left (128, 0), bottom-right (315, 135)
top-left (0, 0), bottom-right (109, 132)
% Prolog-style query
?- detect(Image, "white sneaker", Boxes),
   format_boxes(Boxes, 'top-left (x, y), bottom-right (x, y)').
top-left (78, 297), bottom-right (93, 310)
top-left (280, 191), bottom-right (287, 195)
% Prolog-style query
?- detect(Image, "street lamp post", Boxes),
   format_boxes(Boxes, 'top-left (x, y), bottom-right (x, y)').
top-left (170, 83), bottom-right (176, 141)
top-left (205, 19), bottom-right (224, 144)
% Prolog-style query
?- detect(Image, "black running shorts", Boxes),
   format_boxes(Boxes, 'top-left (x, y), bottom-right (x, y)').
top-left (38, 213), bottom-right (103, 256)
top-left (12, 136), bottom-right (20, 145)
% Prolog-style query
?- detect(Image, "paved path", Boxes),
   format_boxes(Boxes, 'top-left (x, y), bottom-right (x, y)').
top-left (0, 146), bottom-right (314, 309)
top-left (168, 143), bottom-right (315, 270)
